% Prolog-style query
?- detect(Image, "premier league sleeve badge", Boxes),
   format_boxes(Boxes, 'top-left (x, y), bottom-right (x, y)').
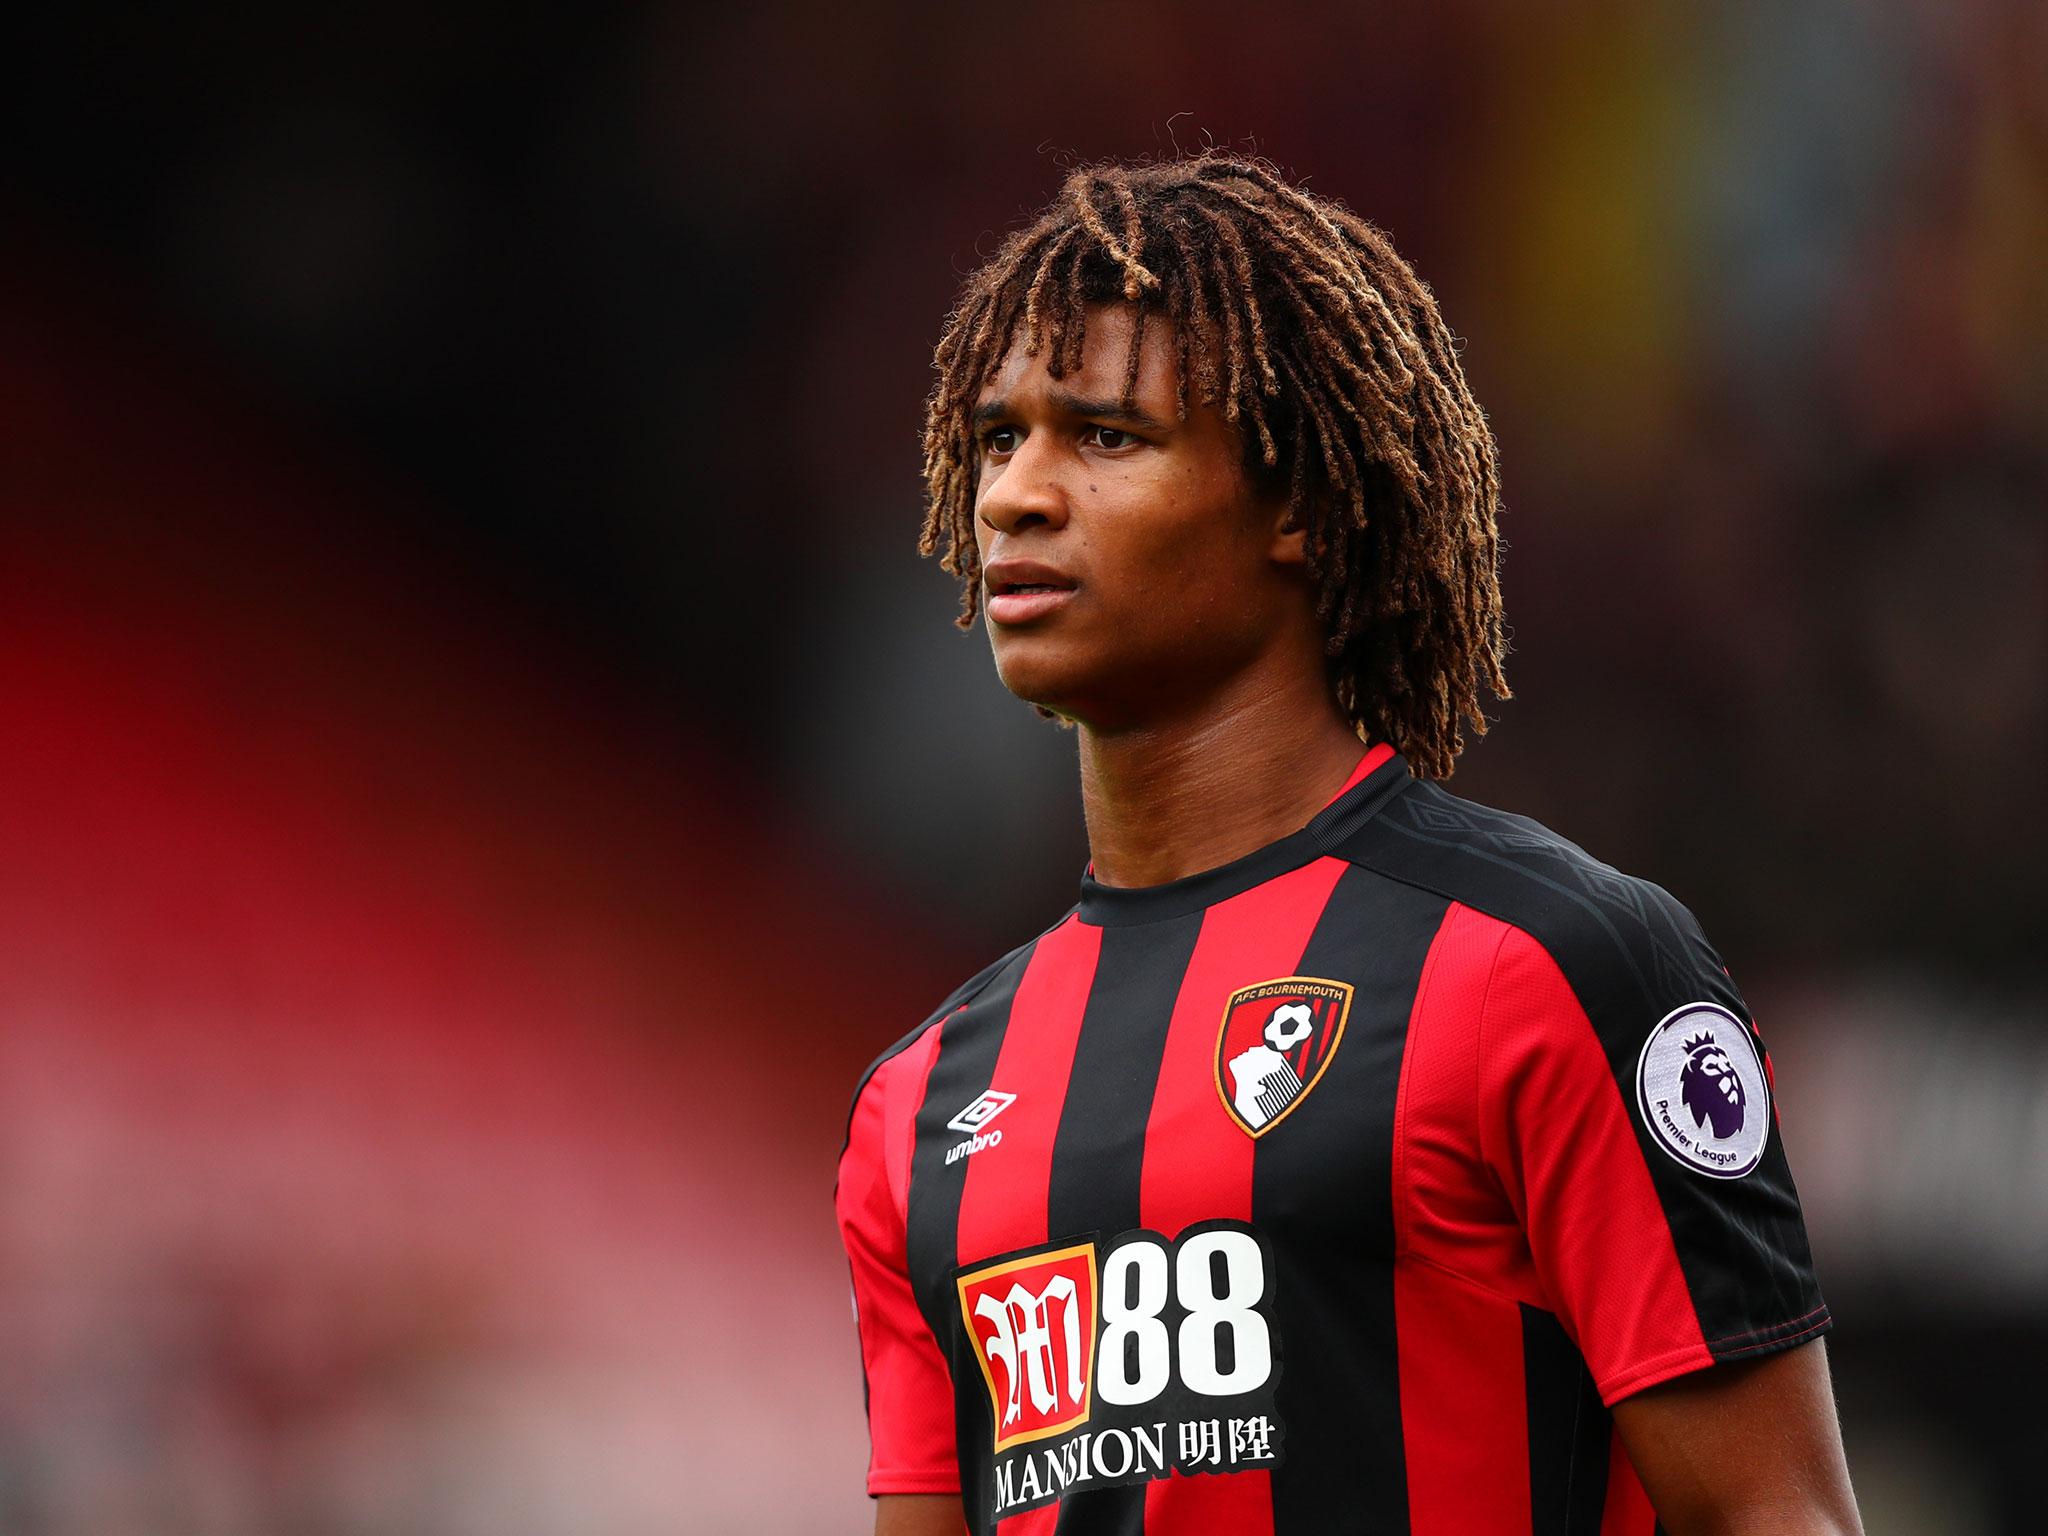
top-left (1635, 1002), bottom-right (1773, 1179)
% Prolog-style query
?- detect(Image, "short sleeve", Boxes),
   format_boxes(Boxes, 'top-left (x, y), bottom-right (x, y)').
top-left (835, 1023), bottom-right (961, 1495)
top-left (1476, 893), bottom-right (1831, 1405)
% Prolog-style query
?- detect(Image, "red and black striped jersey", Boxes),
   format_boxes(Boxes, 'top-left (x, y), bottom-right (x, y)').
top-left (836, 744), bottom-right (1829, 1536)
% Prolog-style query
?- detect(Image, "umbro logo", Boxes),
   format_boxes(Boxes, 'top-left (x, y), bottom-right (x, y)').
top-left (948, 1090), bottom-right (1016, 1134)
top-left (946, 1090), bottom-right (1015, 1165)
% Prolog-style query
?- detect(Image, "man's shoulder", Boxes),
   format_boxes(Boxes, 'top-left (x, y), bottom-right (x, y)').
top-left (1326, 778), bottom-right (1732, 1017)
top-left (846, 920), bottom-right (1062, 1112)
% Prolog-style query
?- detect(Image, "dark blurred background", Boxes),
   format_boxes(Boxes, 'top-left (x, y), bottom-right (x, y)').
top-left (2, 2), bottom-right (2043, 1532)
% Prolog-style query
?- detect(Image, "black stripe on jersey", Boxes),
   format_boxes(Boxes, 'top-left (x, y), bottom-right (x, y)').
top-left (902, 940), bottom-right (1035, 1491)
top-left (1333, 780), bottom-right (1825, 1357)
top-left (1521, 1305), bottom-right (1610, 1536)
top-left (1258, 866), bottom-right (1450, 1536)
top-left (841, 945), bottom-right (1032, 1157)
top-left (1047, 914), bottom-right (1203, 1536)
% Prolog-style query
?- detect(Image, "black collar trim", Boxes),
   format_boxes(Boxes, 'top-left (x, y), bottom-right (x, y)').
top-left (1076, 751), bottom-right (1412, 927)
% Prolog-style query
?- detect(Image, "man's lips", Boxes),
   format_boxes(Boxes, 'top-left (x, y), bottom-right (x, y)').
top-left (983, 559), bottom-right (1077, 625)
top-left (986, 587), bottom-right (1075, 624)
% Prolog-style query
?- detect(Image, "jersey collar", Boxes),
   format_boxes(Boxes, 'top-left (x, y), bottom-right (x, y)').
top-left (1076, 744), bottom-right (1410, 927)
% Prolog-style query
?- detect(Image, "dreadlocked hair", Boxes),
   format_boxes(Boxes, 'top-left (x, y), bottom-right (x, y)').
top-left (918, 154), bottom-right (1509, 780)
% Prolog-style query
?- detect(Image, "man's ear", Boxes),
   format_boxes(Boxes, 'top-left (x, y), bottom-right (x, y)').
top-left (1268, 498), bottom-right (1313, 570)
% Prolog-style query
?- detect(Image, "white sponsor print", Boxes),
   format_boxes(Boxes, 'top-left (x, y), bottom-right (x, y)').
top-left (991, 1415), bottom-right (1279, 1514)
top-left (962, 1223), bottom-right (1287, 1519)
top-left (1636, 1002), bottom-right (1772, 1179)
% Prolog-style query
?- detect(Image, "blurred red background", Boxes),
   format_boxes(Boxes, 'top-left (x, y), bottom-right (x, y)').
top-left (2, 2), bottom-right (2043, 1532)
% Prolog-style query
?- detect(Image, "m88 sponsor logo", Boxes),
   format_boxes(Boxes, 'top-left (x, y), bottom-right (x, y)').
top-left (954, 1220), bottom-right (1285, 1516)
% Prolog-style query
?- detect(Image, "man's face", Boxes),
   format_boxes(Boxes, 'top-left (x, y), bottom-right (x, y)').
top-left (970, 304), bottom-right (1307, 730)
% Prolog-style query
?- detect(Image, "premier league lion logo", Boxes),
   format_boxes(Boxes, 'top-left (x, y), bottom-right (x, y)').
top-left (1678, 1031), bottom-right (1745, 1139)
top-left (1637, 1002), bottom-right (1771, 1179)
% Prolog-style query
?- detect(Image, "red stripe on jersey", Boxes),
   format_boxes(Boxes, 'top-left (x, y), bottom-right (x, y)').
top-left (1137, 854), bottom-right (1350, 1536)
top-left (884, 1017), bottom-right (942, 1218)
top-left (1395, 902), bottom-right (1543, 1302)
top-left (1320, 740), bottom-right (1395, 810)
top-left (1393, 1263), bottom-right (1531, 1535)
top-left (1479, 925), bottom-right (1712, 1402)
top-left (1139, 855), bottom-right (1350, 1234)
top-left (1598, 1425), bottom-right (1657, 1536)
top-left (956, 915), bottom-right (1102, 1267)
top-left (838, 1018), bottom-right (956, 1493)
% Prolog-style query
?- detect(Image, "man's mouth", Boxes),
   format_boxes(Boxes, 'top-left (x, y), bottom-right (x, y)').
top-left (985, 574), bottom-right (1078, 625)
top-left (984, 570), bottom-right (1077, 597)
top-left (983, 560), bottom-right (1078, 623)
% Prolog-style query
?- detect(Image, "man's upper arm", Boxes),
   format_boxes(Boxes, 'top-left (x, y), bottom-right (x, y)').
top-left (874, 1494), bottom-right (967, 1536)
top-left (1472, 878), bottom-right (1854, 1529)
top-left (1477, 894), bottom-right (1832, 1404)
top-left (1614, 1338), bottom-right (1862, 1535)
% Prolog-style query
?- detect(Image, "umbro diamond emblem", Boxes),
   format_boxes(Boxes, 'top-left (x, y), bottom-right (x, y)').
top-left (949, 1090), bottom-right (1017, 1134)
top-left (946, 1089), bottom-right (1016, 1165)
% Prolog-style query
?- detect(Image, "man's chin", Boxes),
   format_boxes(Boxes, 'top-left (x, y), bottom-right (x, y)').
top-left (992, 654), bottom-right (1089, 722)
top-left (991, 642), bottom-right (1200, 731)
top-left (998, 678), bottom-right (1077, 721)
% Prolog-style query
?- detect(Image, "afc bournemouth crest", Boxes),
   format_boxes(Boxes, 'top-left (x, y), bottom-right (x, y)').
top-left (1213, 977), bottom-right (1354, 1137)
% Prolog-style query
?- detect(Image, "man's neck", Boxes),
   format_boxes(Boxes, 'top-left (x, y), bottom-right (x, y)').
top-left (1076, 671), bottom-right (1371, 890)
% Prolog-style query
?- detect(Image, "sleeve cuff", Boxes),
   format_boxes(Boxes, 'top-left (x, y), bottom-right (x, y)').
top-left (867, 1469), bottom-right (963, 1496)
top-left (1598, 1305), bottom-right (1834, 1407)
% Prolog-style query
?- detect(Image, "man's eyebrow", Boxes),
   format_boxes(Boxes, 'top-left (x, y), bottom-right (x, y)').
top-left (1051, 391), bottom-right (1172, 432)
top-left (970, 391), bottom-right (1172, 433)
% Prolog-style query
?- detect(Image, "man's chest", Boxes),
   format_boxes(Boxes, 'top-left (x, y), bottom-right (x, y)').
top-left (908, 957), bottom-right (1407, 1281)
top-left (895, 869), bottom-right (1459, 1523)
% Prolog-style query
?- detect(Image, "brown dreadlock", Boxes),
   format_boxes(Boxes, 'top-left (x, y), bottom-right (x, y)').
top-left (918, 154), bottom-right (1509, 780)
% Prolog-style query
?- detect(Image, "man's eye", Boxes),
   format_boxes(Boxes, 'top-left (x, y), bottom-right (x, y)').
top-left (1086, 425), bottom-right (1138, 450)
top-left (981, 426), bottom-right (1019, 455)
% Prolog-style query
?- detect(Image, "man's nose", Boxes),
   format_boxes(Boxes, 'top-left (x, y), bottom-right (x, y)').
top-left (977, 434), bottom-right (1070, 536)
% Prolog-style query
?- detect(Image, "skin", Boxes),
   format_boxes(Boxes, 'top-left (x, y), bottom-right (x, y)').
top-left (872, 303), bottom-right (1861, 1535)
top-left (873, 1497), bottom-right (961, 1536)
top-left (1615, 1341), bottom-right (1863, 1535)
top-left (970, 303), bottom-right (1366, 888)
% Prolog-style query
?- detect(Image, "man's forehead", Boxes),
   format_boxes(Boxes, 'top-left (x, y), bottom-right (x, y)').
top-left (975, 303), bottom-right (1175, 409)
